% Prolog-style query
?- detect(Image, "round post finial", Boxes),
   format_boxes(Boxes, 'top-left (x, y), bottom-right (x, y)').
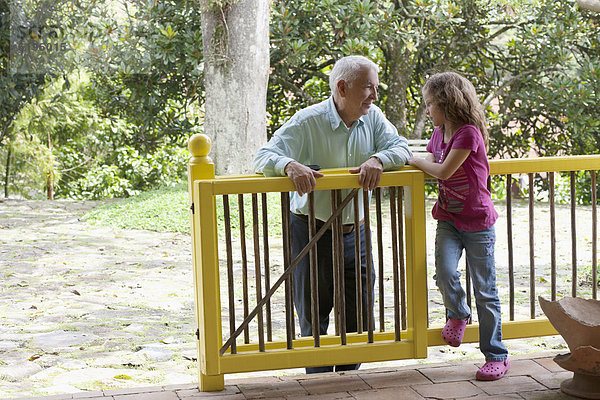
top-left (189, 134), bottom-right (213, 165)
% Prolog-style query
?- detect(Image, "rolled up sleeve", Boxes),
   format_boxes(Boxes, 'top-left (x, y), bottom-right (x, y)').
top-left (371, 112), bottom-right (412, 170)
top-left (253, 124), bottom-right (299, 177)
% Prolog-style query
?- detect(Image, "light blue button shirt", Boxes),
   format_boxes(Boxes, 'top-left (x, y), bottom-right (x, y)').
top-left (253, 97), bottom-right (411, 224)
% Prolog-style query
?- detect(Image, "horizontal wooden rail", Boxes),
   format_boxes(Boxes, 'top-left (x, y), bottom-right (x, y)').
top-left (204, 155), bottom-right (600, 193)
top-left (198, 168), bottom-right (422, 195)
top-left (490, 155), bottom-right (600, 174)
top-left (219, 340), bottom-right (419, 374)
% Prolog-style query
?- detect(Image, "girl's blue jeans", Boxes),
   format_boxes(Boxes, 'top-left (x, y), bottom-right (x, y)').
top-left (435, 220), bottom-right (508, 362)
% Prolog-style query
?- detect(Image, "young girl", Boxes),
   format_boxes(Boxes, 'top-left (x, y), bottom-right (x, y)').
top-left (409, 72), bottom-right (510, 380)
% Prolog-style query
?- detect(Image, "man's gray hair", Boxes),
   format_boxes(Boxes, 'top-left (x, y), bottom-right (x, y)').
top-left (329, 55), bottom-right (379, 97)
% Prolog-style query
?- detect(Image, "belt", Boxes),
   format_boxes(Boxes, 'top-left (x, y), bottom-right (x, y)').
top-left (292, 213), bottom-right (364, 234)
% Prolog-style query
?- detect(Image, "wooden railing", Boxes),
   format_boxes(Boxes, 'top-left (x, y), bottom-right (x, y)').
top-left (187, 134), bottom-right (599, 391)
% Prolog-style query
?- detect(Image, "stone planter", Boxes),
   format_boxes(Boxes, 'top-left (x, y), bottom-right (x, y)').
top-left (539, 296), bottom-right (600, 399)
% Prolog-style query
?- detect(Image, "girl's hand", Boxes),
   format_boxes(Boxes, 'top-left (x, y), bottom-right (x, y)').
top-left (412, 148), bottom-right (471, 180)
top-left (408, 153), bottom-right (434, 168)
top-left (408, 156), bottom-right (428, 168)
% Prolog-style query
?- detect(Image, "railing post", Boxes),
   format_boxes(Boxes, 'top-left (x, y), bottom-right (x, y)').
top-left (404, 171), bottom-right (428, 358)
top-left (188, 134), bottom-right (224, 391)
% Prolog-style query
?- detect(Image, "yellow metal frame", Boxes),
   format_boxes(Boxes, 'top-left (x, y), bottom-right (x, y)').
top-left (490, 155), bottom-right (600, 174)
top-left (188, 134), bottom-right (598, 391)
top-left (190, 168), bottom-right (430, 387)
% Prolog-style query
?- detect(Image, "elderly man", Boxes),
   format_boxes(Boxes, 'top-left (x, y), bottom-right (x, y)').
top-left (253, 55), bottom-right (411, 373)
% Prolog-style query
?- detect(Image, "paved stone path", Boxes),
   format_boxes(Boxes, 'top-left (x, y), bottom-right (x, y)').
top-left (10, 355), bottom-right (579, 399)
top-left (1, 199), bottom-right (198, 399)
top-left (0, 199), bottom-right (577, 399)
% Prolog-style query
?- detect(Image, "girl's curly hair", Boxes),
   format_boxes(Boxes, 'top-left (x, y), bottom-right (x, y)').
top-left (423, 71), bottom-right (488, 148)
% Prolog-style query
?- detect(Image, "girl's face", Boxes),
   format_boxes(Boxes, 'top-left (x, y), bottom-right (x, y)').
top-left (424, 92), bottom-right (446, 128)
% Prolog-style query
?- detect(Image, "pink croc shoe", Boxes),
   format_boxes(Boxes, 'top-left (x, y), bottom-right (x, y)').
top-left (441, 318), bottom-right (468, 347)
top-left (476, 358), bottom-right (510, 380)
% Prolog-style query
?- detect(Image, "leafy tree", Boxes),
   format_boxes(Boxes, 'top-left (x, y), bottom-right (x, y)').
top-left (82, 0), bottom-right (205, 152)
top-left (268, 0), bottom-right (523, 139)
top-left (2, 0), bottom-right (202, 199)
top-left (4, 72), bottom-right (188, 199)
top-left (0, 0), bottom-right (47, 148)
top-left (1, 0), bottom-right (97, 148)
top-left (1, 0), bottom-right (94, 197)
top-left (269, 0), bottom-right (600, 162)
top-left (488, 1), bottom-right (600, 158)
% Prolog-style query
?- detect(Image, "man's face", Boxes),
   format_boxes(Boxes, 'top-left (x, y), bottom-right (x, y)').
top-left (341, 67), bottom-right (379, 121)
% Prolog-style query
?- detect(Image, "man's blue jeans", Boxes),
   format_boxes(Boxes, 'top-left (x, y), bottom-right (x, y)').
top-left (434, 220), bottom-right (508, 362)
top-left (290, 213), bottom-right (373, 373)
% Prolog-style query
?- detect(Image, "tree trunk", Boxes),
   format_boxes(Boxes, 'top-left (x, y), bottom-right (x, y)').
top-left (46, 173), bottom-right (54, 200)
top-left (4, 146), bottom-right (10, 198)
top-left (577, 0), bottom-right (600, 12)
top-left (385, 46), bottom-right (412, 138)
top-left (412, 101), bottom-right (428, 139)
top-left (46, 130), bottom-right (53, 200)
top-left (200, 0), bottom-right (270, 175)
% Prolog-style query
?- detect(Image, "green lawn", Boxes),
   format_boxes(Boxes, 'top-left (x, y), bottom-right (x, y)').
top-left (81, 185), bottom-right (283, 235)
top-left (82, 185), bottom-right (191, 233)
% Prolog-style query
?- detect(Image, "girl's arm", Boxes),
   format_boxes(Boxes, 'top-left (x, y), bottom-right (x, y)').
top-left (423, 153), bottom-right (435, 163)
top-left (408, 148), bottom-right (471, 180)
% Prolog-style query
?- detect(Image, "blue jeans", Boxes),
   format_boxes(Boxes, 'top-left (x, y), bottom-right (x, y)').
top-left (290, 213), bottom-right (373, 373)
top-left (434, 220), bottom-right (508, 362)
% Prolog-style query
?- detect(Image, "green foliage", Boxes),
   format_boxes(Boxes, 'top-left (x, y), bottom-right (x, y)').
top-left (3, 73), bottom-right (90, 198)
top-left (0, 126), bottom-right (52, 198)
top-left (487, 1), bottom-right (600, 158)
top-left (1, 0), bottom-right (98, 147)
top-left (1, 0), bottom-right (201, 200)
top-left (61, 144), bottom-right (188, 199)
top-left (2, 72), bottom-right (188, 199)
top-left (82, 0), bottom-right (204, 151)
top-left (530, 171), bottom-right (600, 206)
top-left (580, 264), bottom-right (600, 288)
top-left (0, 0), bottom-right (46, 146)
top-left (3, 0), bottom-right (600, 202)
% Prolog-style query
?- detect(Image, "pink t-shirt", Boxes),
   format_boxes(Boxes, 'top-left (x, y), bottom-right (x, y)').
top-left (426, 124), bottom-right (498, 232)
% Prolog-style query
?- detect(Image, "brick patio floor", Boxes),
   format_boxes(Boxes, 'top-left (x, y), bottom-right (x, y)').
top-left (12, 354), bottom-right (581, 400)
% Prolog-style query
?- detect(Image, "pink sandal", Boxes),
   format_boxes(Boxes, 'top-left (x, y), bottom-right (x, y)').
top-left (476, 358), bottom-right (510, 380)
top-left (441, 318), bottom-right (468, 347)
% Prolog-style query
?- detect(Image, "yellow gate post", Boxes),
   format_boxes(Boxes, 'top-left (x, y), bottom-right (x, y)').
top-left (404, 171), bottom-right (429, 358)
top-left (188, 134), bottom-right (224, 391)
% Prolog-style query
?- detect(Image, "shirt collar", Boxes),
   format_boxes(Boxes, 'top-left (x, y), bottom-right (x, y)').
top-left (327, 96), bottom-right (365, 131)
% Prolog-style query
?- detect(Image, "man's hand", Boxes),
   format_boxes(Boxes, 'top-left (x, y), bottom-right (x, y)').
top-left (285, 161), bottom-right (324, 196)
top-left (349, 157), bottom-right (383, 191)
